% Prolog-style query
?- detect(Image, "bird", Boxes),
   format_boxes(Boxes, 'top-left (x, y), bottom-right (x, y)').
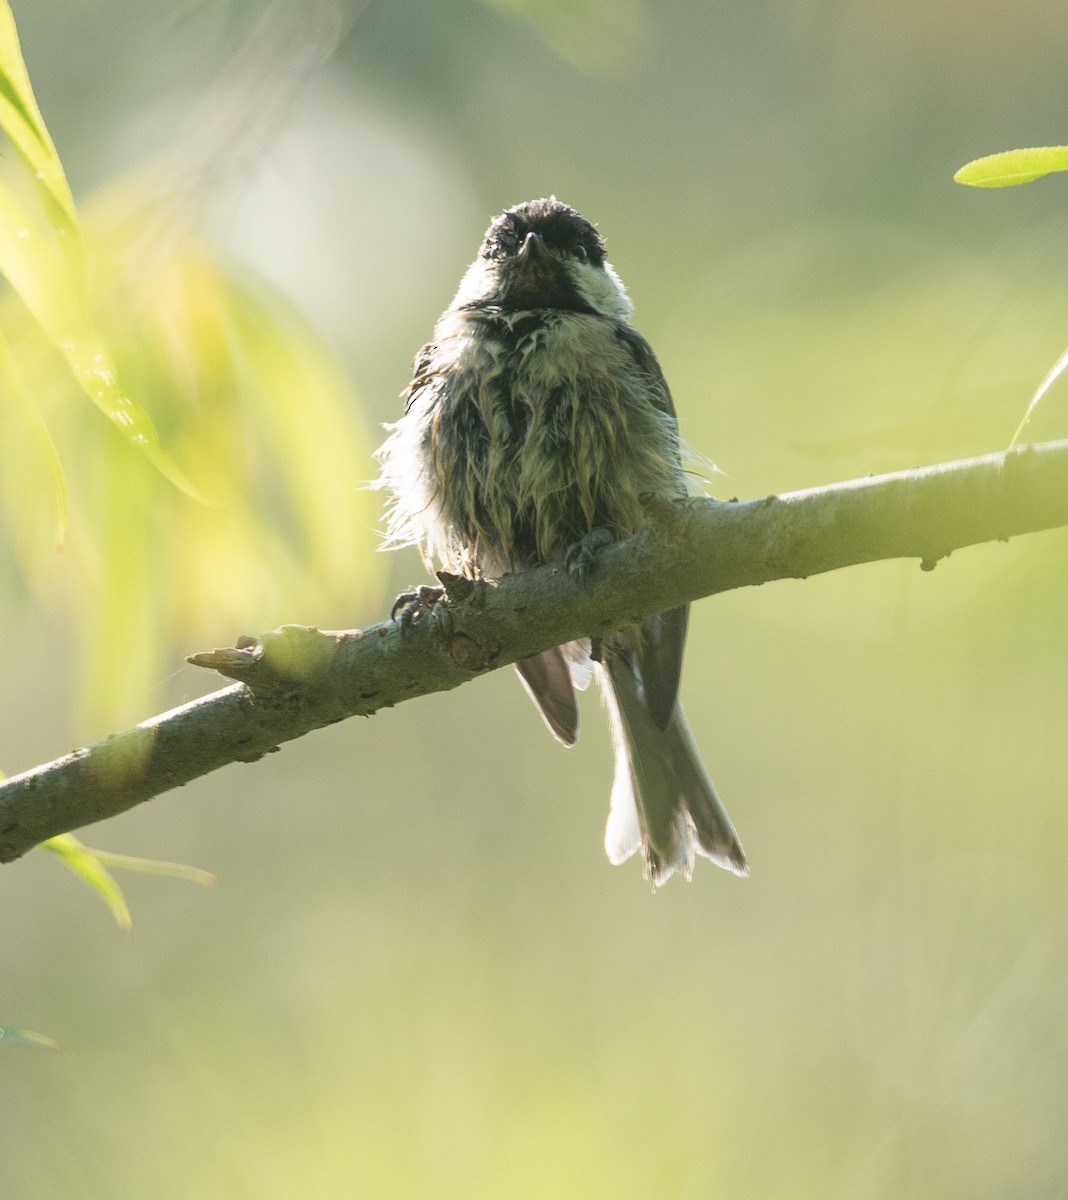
top-left (375, 197), bottom-right (747, 885)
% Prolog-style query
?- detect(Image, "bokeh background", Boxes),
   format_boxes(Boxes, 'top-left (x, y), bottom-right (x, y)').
top-left (4, 1), bottom-right (1068, 1196)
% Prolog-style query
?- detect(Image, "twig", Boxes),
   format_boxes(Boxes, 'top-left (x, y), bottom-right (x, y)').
top-left (2, 439), bottom-right (1066, 864)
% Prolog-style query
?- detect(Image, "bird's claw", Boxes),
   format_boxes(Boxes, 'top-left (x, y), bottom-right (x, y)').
top-left (391, 584), bottom-right (445, 628)
top-left (564, 526), bottom-right (614, 581)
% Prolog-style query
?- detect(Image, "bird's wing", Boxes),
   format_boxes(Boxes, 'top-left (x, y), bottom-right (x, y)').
top-left (615, 323), bottom-right (677, 420)
top-left (615, 324), bottom-right (687, 729)
top-left (514, 646), bottom-right (579, 745)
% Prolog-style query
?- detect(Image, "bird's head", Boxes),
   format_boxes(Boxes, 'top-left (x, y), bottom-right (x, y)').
top-left (450, 197), bottom-right (633, 319)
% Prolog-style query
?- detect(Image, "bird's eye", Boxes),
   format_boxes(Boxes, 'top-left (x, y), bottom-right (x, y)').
top-left (573, 244), bottom-right (589, 262)
top-left (484, 227), bottom-right (520, 260)
top-left (500, 231), bottom-right (519, 255)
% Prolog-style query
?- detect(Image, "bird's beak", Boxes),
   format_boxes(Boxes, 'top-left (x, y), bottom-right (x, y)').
top-left (502, 228), bottom-right (561, 308)
top-left (518, 230), bottom-right (547, 260)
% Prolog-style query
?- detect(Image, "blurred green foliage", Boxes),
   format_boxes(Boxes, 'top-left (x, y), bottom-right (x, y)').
top-left (0, 0), bottom-right (210, 540)
top-left (4, 1), bottom-right (1068, 1197)
top-left (0, 155), bottom-right (381, 727)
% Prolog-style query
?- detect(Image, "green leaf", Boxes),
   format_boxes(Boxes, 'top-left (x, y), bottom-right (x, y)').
top-left (1009, 343), bottom-right (1068, 449)
top-left (42, 833), bottom-right (215, 930)
top-left (954, 146), bottom-right (1068, 188)
top-left (0, 0), bottom-right (83, 279)
top-left (0, 325), bottom-right (67, 548)
top-left (0, 1026), bottom-right (61, 1051)
top-left (43, 834), bottom-right (133, 930)
top-left (0, 3), bottom-right (211, 507)
top-left (0, 179), bottom-right (211, 505)
top-left (86, 848), bottom-right (216, 888)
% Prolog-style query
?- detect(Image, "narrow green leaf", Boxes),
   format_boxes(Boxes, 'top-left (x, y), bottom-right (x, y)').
top-left (43, 834), bottom-right (132, 931)
top-left (0, 326), bottom-right (67, 547)
top-left (87, 848), bottom-right (216, 888)
top-left (0, 180), bottom-right (211, 505)
top-left (227, 280), bottom-right (382, 591)
top-left (0, 0), bottom-right (83, 279)
top-left (1009, 343), bottom-right (1068, 449)
top-left (0, 2), bottom-right (213, 508)
top-left (0, 1026), bottom-right (61, 1051)
top-left (954, 146), bottom-right (1068, 188)
top-left (42, 833), bottom-right (214, 930)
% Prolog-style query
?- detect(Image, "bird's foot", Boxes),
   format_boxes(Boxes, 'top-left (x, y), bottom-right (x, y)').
top-left (391, 584), bottom-right (445, 628)
top-left (564, 526), bottom-right (614, 582)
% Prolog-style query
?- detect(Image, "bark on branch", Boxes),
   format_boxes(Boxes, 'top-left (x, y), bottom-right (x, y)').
top-left (2, 439), bottom-right (1067, 864)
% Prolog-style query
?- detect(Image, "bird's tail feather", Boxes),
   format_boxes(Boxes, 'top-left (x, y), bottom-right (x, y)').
top-left (601, 657), bottom-right (747, 886)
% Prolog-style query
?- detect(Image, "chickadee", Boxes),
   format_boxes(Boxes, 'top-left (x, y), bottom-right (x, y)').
top-left (376, 198), bottom-right (747, 885)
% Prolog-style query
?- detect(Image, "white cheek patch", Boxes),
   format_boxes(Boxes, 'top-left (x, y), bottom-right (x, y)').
top-left (572, 260), bottom-right (633, 319)
top-left (451, 259), bottom-right (498, 308)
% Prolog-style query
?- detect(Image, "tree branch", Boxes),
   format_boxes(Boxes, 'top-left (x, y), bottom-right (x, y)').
top-left (3, 439), bottom-right (1067, 864)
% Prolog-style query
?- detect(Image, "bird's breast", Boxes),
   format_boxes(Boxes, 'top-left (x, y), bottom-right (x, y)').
top-left (427, 310), bottom-right (682, 572)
